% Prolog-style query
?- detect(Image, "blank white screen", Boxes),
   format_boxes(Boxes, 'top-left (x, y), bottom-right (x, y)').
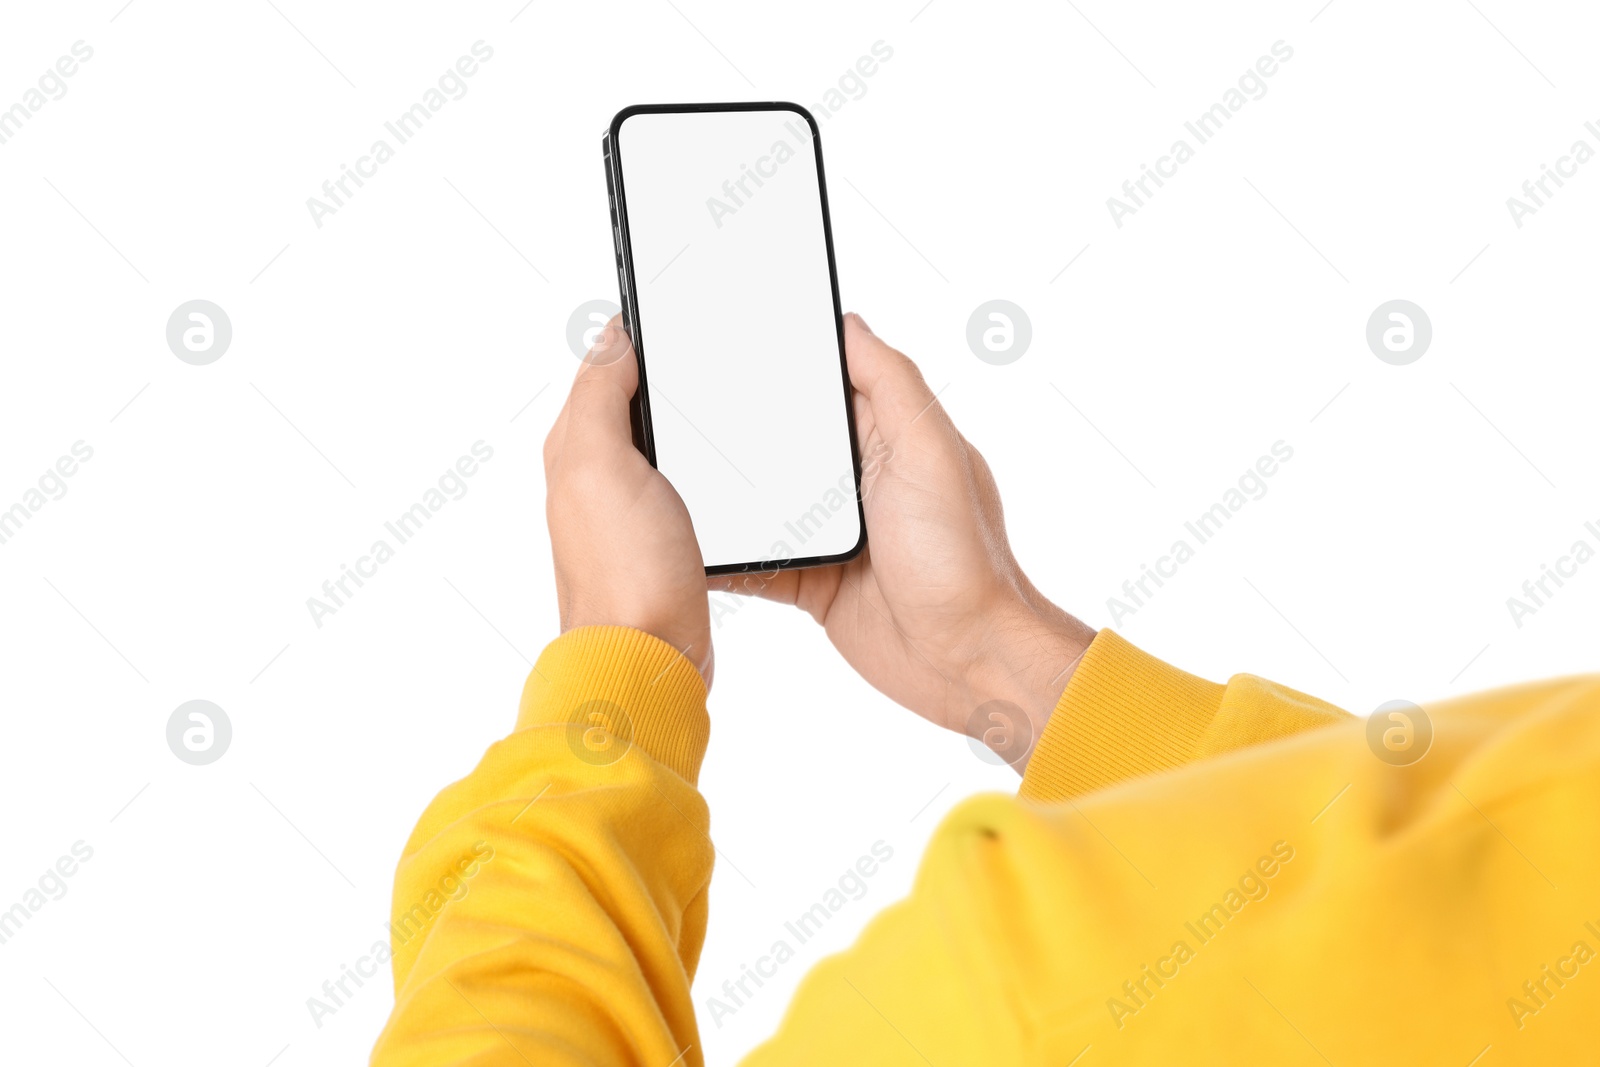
top-left (616, 108), bottom-right (861, 571)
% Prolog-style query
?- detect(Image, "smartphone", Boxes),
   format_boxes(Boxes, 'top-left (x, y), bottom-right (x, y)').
top-left (602, 102), bottom-right (866, 577)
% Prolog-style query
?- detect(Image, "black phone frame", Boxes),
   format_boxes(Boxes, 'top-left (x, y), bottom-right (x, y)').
top-left (602, 101), bottom-right (868, 578)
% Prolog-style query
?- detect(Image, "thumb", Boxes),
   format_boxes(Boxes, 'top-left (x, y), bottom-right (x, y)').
top-left (558, 317), bottom-right (639, 454)
top-left (707, 569), bottom-right (801, 606)
top-left (842, 312), bottom-right (940, 432)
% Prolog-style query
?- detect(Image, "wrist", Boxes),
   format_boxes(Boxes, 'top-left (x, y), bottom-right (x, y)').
top-left (960, 595), bottom-right (1094, 773)
top-left (560, 602), bottom-right (712, 690)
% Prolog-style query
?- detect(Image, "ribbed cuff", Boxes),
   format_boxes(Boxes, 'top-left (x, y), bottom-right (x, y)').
top-left (517, 626), bottom-right (711, 786)
top-left (1019, 630), bottom-right (1224, 803)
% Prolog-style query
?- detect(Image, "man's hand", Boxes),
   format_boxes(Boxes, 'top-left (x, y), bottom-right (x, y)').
top-left (545, 320), bottom-right (713, 685)
top-left (713, 313), bottom-right (1093, 769)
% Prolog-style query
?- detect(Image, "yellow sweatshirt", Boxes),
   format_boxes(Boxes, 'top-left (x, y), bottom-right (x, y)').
top-left (369, 626), bottom-right (1600, 1065)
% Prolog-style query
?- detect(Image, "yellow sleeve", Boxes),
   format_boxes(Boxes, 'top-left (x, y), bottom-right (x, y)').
top-left (746, 639), bottom-right (1600, 1064)
top-left (1020, 629), bottom-right (1349, 802)
top-left (369, 625), bottom-right (711, 1067)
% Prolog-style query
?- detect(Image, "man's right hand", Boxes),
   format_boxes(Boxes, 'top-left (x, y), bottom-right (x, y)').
top-left (712, 313), bottom-right (1094, 770)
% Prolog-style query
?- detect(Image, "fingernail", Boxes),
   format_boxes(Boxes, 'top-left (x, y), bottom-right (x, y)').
top-left (593, 326), bottom-right (612, 349)
top-left (850, 312), bottom-right (872, 334)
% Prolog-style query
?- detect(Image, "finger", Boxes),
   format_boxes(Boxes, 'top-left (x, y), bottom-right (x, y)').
top-left (560, 317), bottom-right (639, 455)
top-left (706, 569), bottom-right (802, 606)
top-left (581, 314), bottom-right (636, 371)
top-left (841, 312), bottom-right (943, 433)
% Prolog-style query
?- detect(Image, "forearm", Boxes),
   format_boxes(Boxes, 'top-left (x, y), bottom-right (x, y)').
top-left (371, 627), bottom-right (711, 1067)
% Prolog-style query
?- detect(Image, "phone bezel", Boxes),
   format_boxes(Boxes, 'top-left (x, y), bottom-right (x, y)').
top-left (602, 101), bottom-right (868, 578)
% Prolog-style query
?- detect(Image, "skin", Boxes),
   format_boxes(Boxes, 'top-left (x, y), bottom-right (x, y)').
top-left (543, 320), bottom-right (715, 682)
top-left (544, 313), bottom-right (1094, 770)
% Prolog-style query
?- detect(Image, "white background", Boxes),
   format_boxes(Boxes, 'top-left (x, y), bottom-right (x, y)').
top-left (0, 1), bottom-right (1596, 1064)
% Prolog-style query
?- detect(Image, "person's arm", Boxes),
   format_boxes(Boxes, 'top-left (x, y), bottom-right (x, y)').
top-left (369, 627), bottom-right (711, 1066)
top-left (1020, 629), bottom-right (1349, 801)
top-left (737, 642), bottom-right (1355, 1066)
top-left (372, 322), bottom-right (716, 1066)
top-left (742, 664), bottom-right (1598, 1065)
